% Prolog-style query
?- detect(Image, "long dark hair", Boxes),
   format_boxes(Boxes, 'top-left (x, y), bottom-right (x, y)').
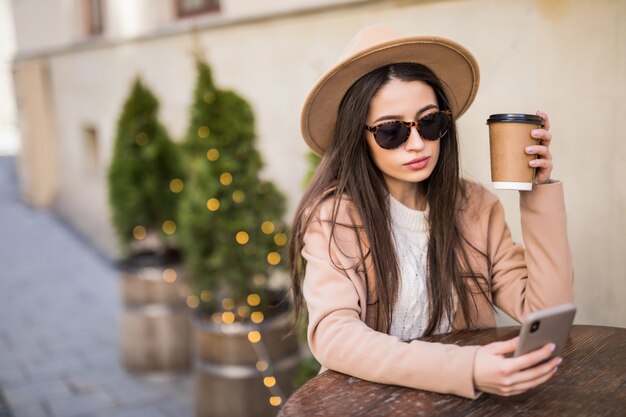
top-left (289, 63), bottom-right (490, 335)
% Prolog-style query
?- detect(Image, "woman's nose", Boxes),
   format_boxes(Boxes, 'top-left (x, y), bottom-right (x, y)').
top-left (404, 125), bottom-right (425, 151)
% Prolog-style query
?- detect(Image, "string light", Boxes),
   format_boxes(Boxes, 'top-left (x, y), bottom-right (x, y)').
top-left (261, 221), bottom-right (275, 234)
top-left (207, 148), bottom-right (219, 161)
top-left (220, 172), bottom-right (233, 186)
top-left (186, 295), bottom-right (199, 308)
top-left (163, 268), bottom-right (177, 283)
top-left (235, 231), bottom-right (249, 245)
top-left (237, 305), bottom-right (250, 318)
top-left (169, 178), bottom-right (184, 193)
top-left (252, 274), bottom-right (266, 286)
top-left (232, 190), bottom-right (245, 203)
top-left (267, 252), bottom-right (281, 265)
top-left (248, 331), bottom-right (261, 343)
top-left (248, 321), bottom-right (288, 410)
top-left (162, 220), bottom-right (176, 235)
top-left (222, 312), bottom-right (235, 324)
top-left (256, 360), bottom-right (269, 372)
top-left (132, 225), bottom-right (147, 240)
top-left (198, 126), bottom-right (210, 138)
top-left (251, 311), bottom-right (264, 324)
top-left (273, 233), bottom-right (288, 247)
top-left (200, 290), bottom-right (213, 302)
top-left (207, 198), bottom-right (220, 211)
top-left (247, 294), bottom-right (261, 307)
top-left (135, 132), bottom-right (149, 146)
top-left (222, 298), bottom-right (235, 310)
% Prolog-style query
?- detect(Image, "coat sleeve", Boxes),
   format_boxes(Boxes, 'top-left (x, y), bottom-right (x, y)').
top-left (487, 181), bottom-right (575, 320)
top-left (302, 211), bottom-right (481, 399)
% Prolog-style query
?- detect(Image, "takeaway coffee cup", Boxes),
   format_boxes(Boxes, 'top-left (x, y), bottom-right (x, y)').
top-left (486, 113), bottom-right (544, 191)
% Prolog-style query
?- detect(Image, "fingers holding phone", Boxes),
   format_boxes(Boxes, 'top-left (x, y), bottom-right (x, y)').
top-left (473, 337), bottom-right (561, 396)
top-left (473, 303), bottom-right (576, 396)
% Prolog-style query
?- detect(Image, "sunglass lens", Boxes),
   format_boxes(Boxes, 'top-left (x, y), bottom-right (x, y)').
top-left (419, 112), bottom-right (450, 140)
top-left (375, 122), bottom-right (409, 149)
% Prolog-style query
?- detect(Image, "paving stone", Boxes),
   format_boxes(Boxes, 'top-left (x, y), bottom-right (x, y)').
top-left (47, 392), bottom-right (115, 417)
top-left (88, 404), bottom-right (171, 417)
top-left (3, 378), bottom-right (73, 409)
top-left (157, 396), bottom-right (195, 417)
top-left (0, 157), bottom-right (193, 417)
top-left (10, 403), bottom-right (50, 417)
top-left (0, 362), bottom-right (27, 386)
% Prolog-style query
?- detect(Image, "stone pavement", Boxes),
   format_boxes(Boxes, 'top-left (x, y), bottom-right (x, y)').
top-left (0, 156), bottom-right (193, 417)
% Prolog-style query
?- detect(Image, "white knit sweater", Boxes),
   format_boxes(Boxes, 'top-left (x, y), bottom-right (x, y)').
top-left (388, 195), bottom-right (451, 341)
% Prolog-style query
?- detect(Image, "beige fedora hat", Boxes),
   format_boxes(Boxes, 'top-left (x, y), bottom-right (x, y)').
top-left (301, 24), bottom-right (480, 155)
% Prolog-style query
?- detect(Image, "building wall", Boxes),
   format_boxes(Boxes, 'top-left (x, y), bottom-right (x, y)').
top-left (10, 0), bottom-right (626, 327)
top-left (0, 0), bottom-right (18, 155)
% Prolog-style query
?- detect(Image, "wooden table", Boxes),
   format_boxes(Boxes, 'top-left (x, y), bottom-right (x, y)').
top-left (279, 325), bottom-right (626, 416)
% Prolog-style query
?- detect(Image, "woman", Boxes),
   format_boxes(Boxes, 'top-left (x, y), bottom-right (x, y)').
top-left (288, 24), bottom-right (574, 398)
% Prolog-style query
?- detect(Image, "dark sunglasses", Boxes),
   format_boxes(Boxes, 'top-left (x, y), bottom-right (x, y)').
top-left (364, 110), bottom-right (453, 150)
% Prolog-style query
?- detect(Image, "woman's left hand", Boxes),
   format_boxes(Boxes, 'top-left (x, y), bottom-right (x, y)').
top-left (525, 110), bottom-right (553, 185)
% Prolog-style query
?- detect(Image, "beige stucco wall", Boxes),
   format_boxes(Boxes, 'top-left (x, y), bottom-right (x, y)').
top-left (12, 60), bottom-right (59, 206)
top-left (11, 0), bottom-right (626, 326)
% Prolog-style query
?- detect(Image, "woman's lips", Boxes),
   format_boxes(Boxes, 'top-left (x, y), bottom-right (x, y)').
top-left (404, 156), bottom-right (430, 170)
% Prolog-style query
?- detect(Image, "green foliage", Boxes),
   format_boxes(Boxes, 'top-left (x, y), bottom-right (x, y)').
top-left (302, 151), bottom-right (322, 189)
top-left (107, 77), bottom-right (182, 253)
top-left (177, 58), bottom-right (288, 312)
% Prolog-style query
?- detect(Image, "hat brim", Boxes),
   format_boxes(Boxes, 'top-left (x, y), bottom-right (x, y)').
top-left (301, 36), bottom-right (480, 155)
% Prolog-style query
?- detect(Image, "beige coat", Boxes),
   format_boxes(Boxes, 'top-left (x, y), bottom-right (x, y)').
top-left (301, 181), bottom-right (574, 399)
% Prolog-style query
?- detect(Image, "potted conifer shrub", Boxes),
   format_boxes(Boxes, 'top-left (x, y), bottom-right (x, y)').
top-left (177, 58), bottom-right (299, 417)
top-left (108, 77), bottom-right (190, 373)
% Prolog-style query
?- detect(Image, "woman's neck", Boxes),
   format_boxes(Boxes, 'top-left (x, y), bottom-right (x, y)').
top-left (387, 182), bottom-right (426, 211)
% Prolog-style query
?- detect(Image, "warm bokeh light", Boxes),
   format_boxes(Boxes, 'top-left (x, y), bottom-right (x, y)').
top-left (211, 313), bottom-right (222, 324)
top-left (198, 126), bottom-right (210, 138)
top-left (261, 221), bottom-right (275, 234)
top-left (252, 274), bottom-right (266, 286)
top-left (269, 396), bottom-right (282, 407)
top-left (207, 198), bottom-right (220, 211)
top-left (186, 295), bottom-right (200, 308)
top-left (220, 172), bottom-right (233, 186)
top-left (235, 231), bottom-right (249, 245)
top-left (222, 298), bottom-right (235, 310)
top-left (274, 233), bottom-right (287, 247)
top-left (169, 178), bottom-right (184, 193)
top-left (267, 252), bottom-right (281, 265)
top-left (135, 132), bottom-right (149, 146)
top-left (162, 220), bottom-right (176, 235)
top-left (232, 190), bottom-right (245, 203)
top-left (207, 148), bottom-right (219, 161)
top-left (251, 311), bottom-right (264, 324)
top-left (263, 376), bottom-right (276, 388)
top-left (163, 268), bottom-right (177, 283)
top-left (248, 331), bottom-right (261, 343)
top-left (222, 311), bottom-right (235, 324)
top-left (237, 305), bottom-right (250, 318)
top-left (132, 225), bottom-right (147, 240)
top-left (256, 360), bottom-right (269, 372)
top-left (247, 294), bottom-right (261, 307)
top-left (200, 290), bottom-right (213, 302)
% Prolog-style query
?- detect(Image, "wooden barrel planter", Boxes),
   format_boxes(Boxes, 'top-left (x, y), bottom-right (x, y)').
top-left (194, 311), bottom-right (300, 417)
top-left (120, 252), bottom-right (191, 372)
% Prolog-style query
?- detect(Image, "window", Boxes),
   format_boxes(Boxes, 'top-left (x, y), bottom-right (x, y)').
top-left (83, 0), bottom-right (105, 36)
top-left (83, 125), bottom-right (100, 176)
top-left (176, 0), bottom-right (220, 18)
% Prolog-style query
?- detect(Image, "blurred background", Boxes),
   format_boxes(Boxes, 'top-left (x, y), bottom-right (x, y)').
top-left (1, 0), bottom-right (624, 416)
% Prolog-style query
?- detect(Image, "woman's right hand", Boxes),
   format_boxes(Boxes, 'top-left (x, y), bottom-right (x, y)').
top-left (473, 337), bottom-right (562, 396)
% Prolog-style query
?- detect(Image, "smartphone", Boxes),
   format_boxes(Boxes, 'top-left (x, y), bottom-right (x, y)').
top-left (514, 303), bottom-right (576, 359)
